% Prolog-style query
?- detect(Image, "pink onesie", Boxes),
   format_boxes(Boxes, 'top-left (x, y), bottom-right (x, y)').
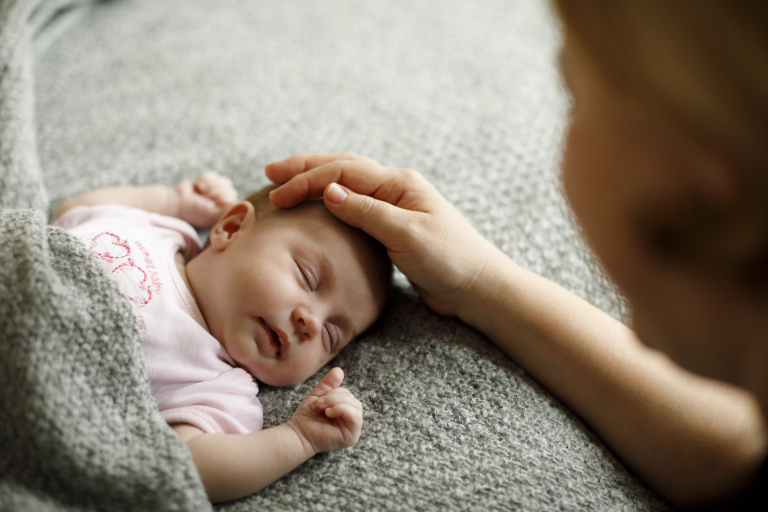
top-left (56, 204), bottom-right (263, 434)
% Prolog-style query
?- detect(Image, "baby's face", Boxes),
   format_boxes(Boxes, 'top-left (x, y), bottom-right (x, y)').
top-left (199, 202), bottom-right (388, 386)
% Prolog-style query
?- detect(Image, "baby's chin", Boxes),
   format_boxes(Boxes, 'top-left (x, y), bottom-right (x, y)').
top-left (252, 368), bottom-right (314, 388)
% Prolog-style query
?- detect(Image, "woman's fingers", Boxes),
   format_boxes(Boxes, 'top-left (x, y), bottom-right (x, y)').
top-left (269, 158), bottom-right (440, 225)
top-left (268, 157), bottom-right (408, 209)
top-left (321, 183), bottom-right (419, 253)
top-left (265, 152), bottom-right (371, 184)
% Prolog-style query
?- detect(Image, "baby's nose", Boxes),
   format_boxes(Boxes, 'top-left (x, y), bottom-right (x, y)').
top-left (292, 308), bottom-right (319, 341)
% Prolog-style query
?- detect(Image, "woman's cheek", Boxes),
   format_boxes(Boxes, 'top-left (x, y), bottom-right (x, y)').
top-left (561, 117), bottom-right (601, 235)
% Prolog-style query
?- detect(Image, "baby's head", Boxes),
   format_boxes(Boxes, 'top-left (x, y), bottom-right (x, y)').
top-left (187, 185), bottom-right (392, 386)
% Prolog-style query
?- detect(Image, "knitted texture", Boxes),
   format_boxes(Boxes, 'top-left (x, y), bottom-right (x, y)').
top-left (2, 0), bottom-right (671, 510)
top-left (0, 0), bottom-right (92, 211)
top-left (0, 209), bottom-right (211, 511)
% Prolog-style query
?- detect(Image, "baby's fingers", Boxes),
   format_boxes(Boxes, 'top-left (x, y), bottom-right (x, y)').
top-left (194, 172), bottom-right (237, 205)
top-left (315, 388), bottom-right (360, 413)
top-left (325, 402), bottom-right (363, 446)
top-left (306, 367), bottom-right (344, 400)
top-left (192, 171), bottom-right (218, 195)
top-left (324, 402), bottom-right (362, 422)
top-left (325, 402), bottom-right (363, 445)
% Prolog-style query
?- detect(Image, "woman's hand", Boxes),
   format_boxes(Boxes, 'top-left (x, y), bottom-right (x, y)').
top-left (287, 367), bottom-right (363, 455)
top-left (176, 171), bottom-right (238, 228)
top-left (266, 152), bottom-right (497, 316)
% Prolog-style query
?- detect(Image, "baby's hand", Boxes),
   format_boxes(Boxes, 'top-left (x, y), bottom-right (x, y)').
top-left (287, 367), bottom-right (363, 456)
top-left (175, 171), bottom-right (238, 228)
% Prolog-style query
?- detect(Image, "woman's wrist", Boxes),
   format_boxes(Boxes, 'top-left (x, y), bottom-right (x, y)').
top-left (453, 243), bottom-right (518, 331)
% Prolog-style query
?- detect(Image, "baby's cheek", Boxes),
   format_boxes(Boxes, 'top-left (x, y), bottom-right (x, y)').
top-left (302, 352), bottom-right (330, 383)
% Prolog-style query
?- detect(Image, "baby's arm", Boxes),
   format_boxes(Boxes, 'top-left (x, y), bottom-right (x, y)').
top-left (173, 368), bottom-right (363, 503)
top-left (53, 172), bottom-right (237, 228)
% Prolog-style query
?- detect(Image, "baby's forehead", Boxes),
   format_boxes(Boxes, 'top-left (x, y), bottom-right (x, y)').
top-left (269, 200), bottom-right (353, 235)
top-left (267, 202), bottom-right (390, 294)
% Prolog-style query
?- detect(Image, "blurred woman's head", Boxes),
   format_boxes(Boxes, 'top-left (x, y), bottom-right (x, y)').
top-left (553, 1), bottom-right (768, 387)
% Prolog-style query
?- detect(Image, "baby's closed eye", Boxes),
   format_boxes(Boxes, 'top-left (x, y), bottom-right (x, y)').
top-left (324, 323), bottom-right (339, 351)
top-left (296, 260), bottom-right (318, 291)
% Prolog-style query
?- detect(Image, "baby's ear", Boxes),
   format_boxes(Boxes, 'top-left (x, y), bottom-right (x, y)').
top-left (208, 201), bottom-right (256, 251)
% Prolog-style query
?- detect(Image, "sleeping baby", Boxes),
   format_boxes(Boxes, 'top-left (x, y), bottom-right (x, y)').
top-left (53, 171), bottom-right (391, 503)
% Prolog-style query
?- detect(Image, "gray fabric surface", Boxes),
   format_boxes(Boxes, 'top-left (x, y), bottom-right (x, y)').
top-left (0, 211), bottom-right (210, 511)
top-left (0, 0), bottom-right (670, 510)
top-left (0, 2), bottom-right (208, 511)
top-left (1, 0), bottom-right (62, 210)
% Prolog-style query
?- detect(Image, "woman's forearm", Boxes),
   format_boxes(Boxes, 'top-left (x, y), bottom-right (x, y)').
top-left (458, 245), bottom-right (767, 507)
top-left (53, 185), bottom-right (181, 220)
top-left (182, 423), bottom-right (314, 504)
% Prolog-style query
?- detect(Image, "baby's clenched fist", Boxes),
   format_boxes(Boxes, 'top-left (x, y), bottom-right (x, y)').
top-left (176, 171), bottom-right (238, 228)
top-left (287, 367), bottom-right (363, 456)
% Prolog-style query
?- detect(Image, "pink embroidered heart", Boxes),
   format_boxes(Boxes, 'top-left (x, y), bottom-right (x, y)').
top-left (112, 259), bottom-right (152, 307)
top-left (89, 231), bottom-right (131, 261)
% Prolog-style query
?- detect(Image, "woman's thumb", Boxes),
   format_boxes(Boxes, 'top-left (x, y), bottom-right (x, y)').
top-left (323, 183), bottom-right (411, 249)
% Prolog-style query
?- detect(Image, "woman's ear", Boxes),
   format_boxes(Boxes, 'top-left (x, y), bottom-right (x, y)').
top-left (208, 201), bottom-right (256, 251)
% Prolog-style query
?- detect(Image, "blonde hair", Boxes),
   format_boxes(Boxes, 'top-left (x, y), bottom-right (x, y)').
top-left (553, 1), bottom-right (768, 292)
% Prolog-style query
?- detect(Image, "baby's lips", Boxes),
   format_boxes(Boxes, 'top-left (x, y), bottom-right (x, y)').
top-left (274, 327), bottom-right (290, 354)
top-left (258, 318), bottom-right (280, 355)
top-left (260, 318), bottom-right (290, 356)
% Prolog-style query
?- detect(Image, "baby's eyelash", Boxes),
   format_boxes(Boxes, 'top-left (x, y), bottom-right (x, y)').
top-left (325, 323), bottom-right (339, 351)
top-left (300, 267), bottom-right (311, 288)
top-left (297, 261), bottom-right (316, 291)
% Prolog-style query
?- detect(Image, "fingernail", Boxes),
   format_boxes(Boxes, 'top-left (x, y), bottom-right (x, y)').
top-left (327, 183), bottom-right (348, 204)
top-left (317, 397), bottom-right (327, 407)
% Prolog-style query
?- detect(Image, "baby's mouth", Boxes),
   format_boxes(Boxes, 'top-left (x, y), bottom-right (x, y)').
top-left (260, 319), bottom-right (283, 357)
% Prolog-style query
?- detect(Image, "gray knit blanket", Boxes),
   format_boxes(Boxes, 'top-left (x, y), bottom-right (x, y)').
top-left (1, 0), bottom-right (670, 510)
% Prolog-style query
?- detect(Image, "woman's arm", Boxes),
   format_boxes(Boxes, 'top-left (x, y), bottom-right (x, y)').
top-left (267, 153), bottom-right (768, 508)
top-left (53, 172), bottom-right (237, 228)
top-left (460, 243), bottom-right (767, 507)
top-left (173, 368), bottom-right (362, 504)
